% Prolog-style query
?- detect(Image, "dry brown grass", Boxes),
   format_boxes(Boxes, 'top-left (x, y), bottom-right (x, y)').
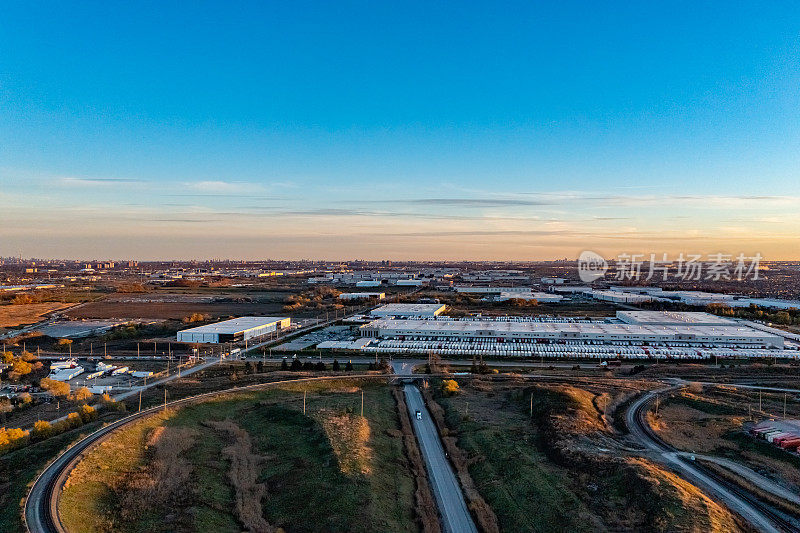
top-left (629, 458), bottom-right (745, 532)
top-left (654, 404), bottom-right (743, 453)
top-left (316, 410), bottom-right (372, 476)
top-left (421, 388), bottom-right (500, 533)
top-left (207, 419), bottom-right (273, 533)
top-left (392, 388), bottom-right (441, 533)
top-left (0, 302), bottom-right (71, 328)
top-left (116, 426), bottom-right (198, 526)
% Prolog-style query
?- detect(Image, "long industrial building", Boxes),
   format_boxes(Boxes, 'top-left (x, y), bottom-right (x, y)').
top-left (370, 303), bottom-right (447, 317)
top-left (360, 318), bottom-right (783, 348)
top-left (177, 316), bottom-right (290, 343)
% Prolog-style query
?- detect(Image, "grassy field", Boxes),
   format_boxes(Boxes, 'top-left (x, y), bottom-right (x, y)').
top-left (0, 302), bottom-right (72, 329)
top-left (59, 380), bottom-right (417, 532)
top-left (434, 378), bottom-right (745, 532)
top-left (0, 421), bottom-right (104, 533)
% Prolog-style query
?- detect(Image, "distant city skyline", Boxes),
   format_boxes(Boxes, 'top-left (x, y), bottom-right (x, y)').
top-left (2, 3), bottom-right (799, 260)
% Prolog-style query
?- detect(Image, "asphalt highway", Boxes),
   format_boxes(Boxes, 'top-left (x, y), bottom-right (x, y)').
top-left (403, 384), bottom-right (478, 533)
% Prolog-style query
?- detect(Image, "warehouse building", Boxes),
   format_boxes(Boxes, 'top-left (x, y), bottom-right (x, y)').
top-left (177, 317), bottom-right (290, 344)
top-left (360, 316), bottom-right (783, 348)
top-left (339, 292), bottom-right (385, 300)
top-left (370, 303), bottom-right (446, 317)
top-left (616, 311), bottom-right (737, 326)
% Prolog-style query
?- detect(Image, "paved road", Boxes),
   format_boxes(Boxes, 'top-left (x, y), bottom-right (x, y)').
top-left (403, 384), bottom-right (477, 533)
top-left (112, 356), bottom-right (220, 401)
top-left (687, 454), bottom-right (800, 506)
top-left (626, 388), bottom-right (783, 533)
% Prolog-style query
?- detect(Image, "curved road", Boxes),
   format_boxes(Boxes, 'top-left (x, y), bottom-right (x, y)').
top-left (25, 374), bottom-right (393, 533)
top-left (626, 388), bottom-right (793, 533)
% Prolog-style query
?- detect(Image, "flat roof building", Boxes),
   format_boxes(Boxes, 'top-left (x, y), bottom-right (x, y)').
top-left (360, 317), bottom-right (783, 348)
top-left (177, 316), bottom-right (290, 344)
top-left (616, 311), bottom-right (737, 326)
top-left (339, 292), bottom-right (386, 300)
top-left (370, 303), bottom-right (447, 317)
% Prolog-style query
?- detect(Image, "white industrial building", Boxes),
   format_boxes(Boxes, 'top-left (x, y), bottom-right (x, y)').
top-left (339, 292), bottom-right (385, 300)
top-left (616, 311), bottom-right (737, 326)
top-left (396, 279), bottom-right (425, 286)
top-left (360, 318), bottom-right (782, 348)
top-left (370, 303), bottom-right (447, 317)
top-left (177, 317), bottom-right (291, 343)
top-left (495, 291), bottom-right (563, 303)
top-left (454, 286), bottom-right (533, 294)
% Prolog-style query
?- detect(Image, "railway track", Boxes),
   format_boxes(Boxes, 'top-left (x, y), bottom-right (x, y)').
top-left (629, 390), bottom-right (800, 533)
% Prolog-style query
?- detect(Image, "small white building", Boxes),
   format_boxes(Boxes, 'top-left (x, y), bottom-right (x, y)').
top-left (356, 280), bottom-right (382, 287)
top-left (177, 316), bottom-right (291, 344)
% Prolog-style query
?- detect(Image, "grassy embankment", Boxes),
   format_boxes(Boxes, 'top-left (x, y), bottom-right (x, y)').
top-left (433, 378), bottom-right (746, 532)
top-left (0, 421), bottom-right (104, 533)
top-left (60, 380), bottom-right (417, 533)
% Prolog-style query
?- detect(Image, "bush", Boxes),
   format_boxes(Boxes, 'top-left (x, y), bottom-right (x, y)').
top-left (78, 404), bottom-right (97, 423)
top-left (0, 427), bottom-right (29, 452)
top-left (12, 359), bottom-right (32, 376)
top-left (17, 392), bottom-right (32, 406)
top-left (290, 359), bottom-right (303, 371)
top-left (315, 361), bottom-right (326, 371)
top-left (281, 359), bottom-right (289, 371)
top-left (332, 359), bottom-right (340, 371)
top-left (32, 420), bottom-right (53, 440)
top-left (345, 360), bottom-right (354, 372)
top-left (40, 377), bottom-right (71, 398)
top-left (441, 379), bottom-right (460, 396)
top-left (65, 412), bottom-right (82, 429)
top-left (73, 387), bottom-right (93, 403)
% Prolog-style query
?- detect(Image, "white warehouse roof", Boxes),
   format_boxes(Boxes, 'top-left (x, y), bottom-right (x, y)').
top-left (361, 318), bottom-right (782, 347)
top-left (616, 311), bottom-right (737, 326)
top-left (371, 303), bottom-right (447, 317)
top-left (178, 316), bottom-right (290, 335)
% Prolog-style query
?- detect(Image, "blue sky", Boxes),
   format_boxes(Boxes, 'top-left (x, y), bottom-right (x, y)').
top-left (2, 2), bottom-right (799, 260)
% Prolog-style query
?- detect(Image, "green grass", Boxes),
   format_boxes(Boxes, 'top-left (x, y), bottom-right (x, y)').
top-left (58, 383), bottom-right (416, 532)
top-left (0, 421), bottom-right (103, 533)
top-left (437, 392), bottom-right (594, 533)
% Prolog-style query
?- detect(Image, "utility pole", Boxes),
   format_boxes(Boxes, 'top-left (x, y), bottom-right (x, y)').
top-left (530, 393), bottom-right (533, 418)
top-left (163, 387), bottom-right (167, 412)
top-left (138, 389), bottom-right (142, 412)
top-left (361, 390), bottom-right (364, 417)
top-left (303, 390), bottom-right (307, 414)
top-left (104, 343), bottom-right (107, 358)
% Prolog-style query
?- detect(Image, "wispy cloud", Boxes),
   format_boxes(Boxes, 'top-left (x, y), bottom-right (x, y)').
top-left (185, 180), bottom-right (255, 193)
top-left (382, 198), bottom-right (555, 207)
top-left (61, 177), bottom-right (145, 187)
